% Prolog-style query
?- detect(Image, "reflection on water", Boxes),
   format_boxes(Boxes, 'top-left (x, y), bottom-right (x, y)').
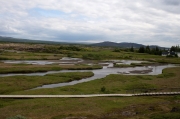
top-left (32, 64), bottom-right (177, 89)
top-left (111, 60), bottom-right (145, 65)
top-left (0, 60), bottom-right (178, 89)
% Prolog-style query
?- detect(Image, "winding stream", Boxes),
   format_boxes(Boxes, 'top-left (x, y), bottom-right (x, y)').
top-left (32, 64), bottom-right (176, 89)
top-left (0, 60), bottom-right (178, 89)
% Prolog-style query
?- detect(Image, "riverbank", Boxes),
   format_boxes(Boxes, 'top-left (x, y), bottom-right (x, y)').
top-left (0, 72), bottom-right (94, 94)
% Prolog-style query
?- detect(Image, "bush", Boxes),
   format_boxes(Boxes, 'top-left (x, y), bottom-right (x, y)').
top-left (101, 86), bottom-right (106, 92)
top-left (113, 48), bottom-right (121, 52)
top-left (58, 46), bottom-right (82, 51)
top-left (82, 54), bottom-right (102, 60)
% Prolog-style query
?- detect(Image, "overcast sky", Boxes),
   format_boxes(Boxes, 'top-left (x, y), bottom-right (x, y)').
top-left (0, 0), bottom-right (180, 47)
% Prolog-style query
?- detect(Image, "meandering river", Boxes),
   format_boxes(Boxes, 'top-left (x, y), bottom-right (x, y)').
top-left (1, 60), bottom-right (178, 89)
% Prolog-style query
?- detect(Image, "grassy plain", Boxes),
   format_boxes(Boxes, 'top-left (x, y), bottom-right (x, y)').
top-left (0, 62), bottom-right (101, 74)
top-left (0, 42), bottom-right (180, 119)
top-left (0, 42), bottom-right (180, 63)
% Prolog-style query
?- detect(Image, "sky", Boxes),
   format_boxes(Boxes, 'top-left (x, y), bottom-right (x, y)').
top-left (0, 0), bottom-right (180, 47)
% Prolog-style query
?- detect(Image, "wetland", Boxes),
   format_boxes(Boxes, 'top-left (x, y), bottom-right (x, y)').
top-left (0, 42), bottom-right (180, 119)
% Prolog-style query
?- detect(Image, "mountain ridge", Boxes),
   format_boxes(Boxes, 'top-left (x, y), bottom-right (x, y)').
top-left (0, 36), bottom-right (78, 45)
top-left (0, 36), bottom-right (168, 48)
top-left (91, 41), bottom-right (167, 49)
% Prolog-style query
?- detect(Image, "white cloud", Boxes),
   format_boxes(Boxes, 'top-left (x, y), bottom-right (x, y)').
top-left (0, 0), bottom-right (180, 47)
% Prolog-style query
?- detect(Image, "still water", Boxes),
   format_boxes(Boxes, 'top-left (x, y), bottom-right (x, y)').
top-left (32, 64), bottom-right (176, 89)
top-left (0, 60), bottom-right (178, 89)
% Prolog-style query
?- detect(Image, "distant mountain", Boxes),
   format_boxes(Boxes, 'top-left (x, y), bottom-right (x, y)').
top-left (0, 36), bottom-right (76, 45)
top-left (91, 41), bottom-right (144, 48)
top-left (0, 36), bottom-right (167, 49)
top-left (91, 41), bottom-right (166, 49)
top-left (118, 42), bottom-right (144, 48)
top-left (91, 41), bottom-right (120, 47)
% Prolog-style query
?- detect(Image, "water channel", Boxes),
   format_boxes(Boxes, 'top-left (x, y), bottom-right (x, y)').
top-left (1, 59), bottom-right (178, 89)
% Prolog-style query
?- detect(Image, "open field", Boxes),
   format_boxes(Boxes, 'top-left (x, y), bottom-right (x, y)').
top-left (0, 42), bottom-right (180, 119)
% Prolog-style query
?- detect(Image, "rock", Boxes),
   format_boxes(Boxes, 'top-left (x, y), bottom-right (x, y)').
top-left (121, 111), bottom-right (137, 116)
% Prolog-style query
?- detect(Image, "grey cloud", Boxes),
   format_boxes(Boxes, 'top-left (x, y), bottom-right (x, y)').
top-left (0, 0), bottom-right (180, 47)
top-left (162, 0), bottom-right (180, 6)
top-left (148, 0), bottom-right (180, 14)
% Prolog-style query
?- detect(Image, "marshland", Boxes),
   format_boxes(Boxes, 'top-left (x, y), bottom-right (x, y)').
top-left (0, 42), bottom-right (180, 119)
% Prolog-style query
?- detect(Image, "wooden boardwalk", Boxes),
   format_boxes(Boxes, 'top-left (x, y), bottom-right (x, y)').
top-left (0, 94), bottom-right (133, 99)
top-left (0, 92), bottom-right (180, 99)
top-left (134, 92), bottom-right (180, 96)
